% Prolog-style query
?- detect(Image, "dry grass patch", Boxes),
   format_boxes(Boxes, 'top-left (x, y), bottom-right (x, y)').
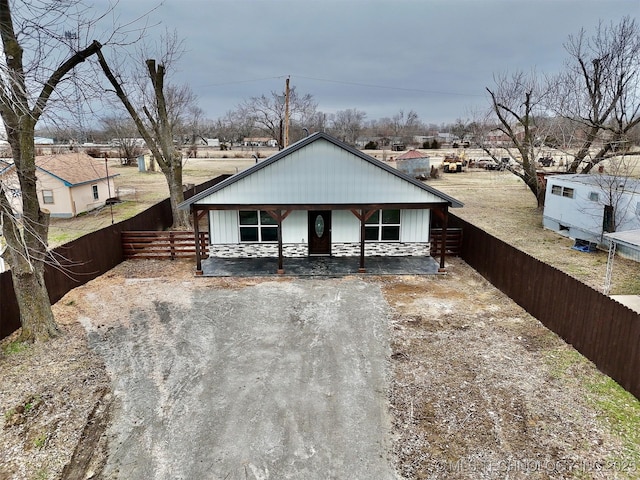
top-left (430, 169), bottom-right (640, 295)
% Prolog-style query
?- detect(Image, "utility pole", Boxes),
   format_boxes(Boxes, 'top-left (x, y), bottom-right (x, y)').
top-left (284, 76), bottom-right (290, 148)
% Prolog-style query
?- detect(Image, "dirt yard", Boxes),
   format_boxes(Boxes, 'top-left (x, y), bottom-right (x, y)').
top-left (430, 167), bottom-right (640, 295)
top-left (2, 151), bottom-right (639, 479)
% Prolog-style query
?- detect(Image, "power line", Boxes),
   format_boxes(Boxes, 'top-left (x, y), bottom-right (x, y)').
top-left (293, 74), bottom-right (484, 98)
top-left (195, 73), bottom-right (483, 98)
top-left (195, 75), bottom-right (287, 89)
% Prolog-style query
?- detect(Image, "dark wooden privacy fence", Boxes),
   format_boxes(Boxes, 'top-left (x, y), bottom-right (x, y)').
top-left (453, 213), bottom-right (640, 399)
top-left (123, 231), bottom-right (209, 259)
top-left (0, 174), bottom-right (230, 340)
top-left (1, 176), bottom-right (638, 400)
top-left (430, 227), bottom-right (462, 257)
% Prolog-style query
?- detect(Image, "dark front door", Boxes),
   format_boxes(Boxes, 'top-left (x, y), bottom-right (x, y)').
top-left (308, 210), bottom-right (331, 256)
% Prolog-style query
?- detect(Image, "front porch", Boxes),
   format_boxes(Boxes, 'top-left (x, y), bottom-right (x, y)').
top-left (199, 255), bottom-right (442, 277)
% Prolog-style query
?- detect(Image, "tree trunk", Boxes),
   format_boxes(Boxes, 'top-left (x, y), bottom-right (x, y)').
top-left (163, 152), bottom-right (191, 229)
top-left (13, 269), bottom-right (59, 342)
top-left (2, 122), bottom-right (59, 342)
top-left (522, 175), bottom-right (545, 210)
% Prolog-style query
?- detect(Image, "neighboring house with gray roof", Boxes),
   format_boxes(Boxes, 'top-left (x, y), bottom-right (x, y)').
top-left (179, 132), bottom-right (463, 274)
top-left (0, 153), bottom-right (118, 218)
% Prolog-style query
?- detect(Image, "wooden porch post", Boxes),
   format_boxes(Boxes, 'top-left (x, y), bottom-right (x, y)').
top-left (277, 213), bottom-right (284, 274)
top-left (439, 206), bottom-right (448, 272)
top-left (350, 209), bottom-right (375, 273)
top-left (266, 210), bottom-right (292, 275)
top-left (359, 209), bottom-right (367, 273)
top-left (193, 206), bottom-right (203, 275)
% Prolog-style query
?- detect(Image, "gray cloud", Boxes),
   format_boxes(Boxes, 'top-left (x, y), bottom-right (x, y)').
top-left (100, 0), bottom-right (636, 124)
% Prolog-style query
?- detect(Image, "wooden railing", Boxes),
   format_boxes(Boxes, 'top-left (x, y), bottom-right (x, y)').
top-left (122, 231), bottom-right (209, 259)
top-left (430, 227), bottom-right (463, 256)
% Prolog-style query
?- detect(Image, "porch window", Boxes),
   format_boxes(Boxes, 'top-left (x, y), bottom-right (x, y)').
top-left (239, 210), bottom-right (278, 242)
top-left (365, 209), bottom-right (400, 241)
top-left (92, 184), bottom-right (99, 200)
top-left (42, 189), bottom-right (54, 204)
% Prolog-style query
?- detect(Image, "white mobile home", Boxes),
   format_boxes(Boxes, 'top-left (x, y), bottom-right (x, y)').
top-left (543, 174), bottom-right (640, 252)
top-left (180, 132), bottom-right (463, 274)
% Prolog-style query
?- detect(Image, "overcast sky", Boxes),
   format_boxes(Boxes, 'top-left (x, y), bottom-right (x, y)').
top-left (103, 0), bottom-right (637, 125)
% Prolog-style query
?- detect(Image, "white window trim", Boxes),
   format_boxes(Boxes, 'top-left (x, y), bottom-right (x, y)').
top-left (365, 209), bottom-right (401, 242)
top-left (238, 210), bottom-right (278, 243)
top-left (92, 184), bottom-right (99, 200)
top-left (42, 189), bottom-right (54, 204)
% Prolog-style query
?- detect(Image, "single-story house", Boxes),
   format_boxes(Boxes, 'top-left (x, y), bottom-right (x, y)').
top-left (179, 132), bottom-right (463, 274)
top-left (242, 137), bottom-right (278, 148)
top-left (0, 153), bottom-right (118, 218)
top-left (543, 173), bottom-right (640, 255)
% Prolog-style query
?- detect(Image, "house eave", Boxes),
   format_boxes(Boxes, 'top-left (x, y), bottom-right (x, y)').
top-left (185, 202), bottom-right (453, 211)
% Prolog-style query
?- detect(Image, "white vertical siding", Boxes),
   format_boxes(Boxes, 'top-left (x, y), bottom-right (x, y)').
top-left (400, 209), bottom-right (430, 242)
top-left (332, 210), bottom-right (360, 242)
top-left (196, 139), bottom-right (446, 205)
top-left (282, 210), bottom-right (307, 243)
top-left (209, 210), bottom-right (239, 244)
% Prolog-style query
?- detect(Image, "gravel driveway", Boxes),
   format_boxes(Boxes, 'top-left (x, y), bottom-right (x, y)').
top-left (86, 278), bottom-right (400, 480)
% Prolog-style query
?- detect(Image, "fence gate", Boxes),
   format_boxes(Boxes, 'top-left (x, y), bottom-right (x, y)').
top-left (122, 231), bottom-right (209, 259)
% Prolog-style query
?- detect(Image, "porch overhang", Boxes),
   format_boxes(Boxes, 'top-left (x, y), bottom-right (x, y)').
top-left (189, 202), bottom-right (453, 276)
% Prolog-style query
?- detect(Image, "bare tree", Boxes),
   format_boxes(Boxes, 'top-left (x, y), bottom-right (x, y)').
top-left (584, 156), bottom-right (640, 237)
top-left (183, 105), bottom-right (206, 158)
top-left (483, 71), bottom-right (551, 208)
top-left (552, 16), bottom-right (640, 173)
top-left (392, 109), bottom-right (420, 142)
top-left (0, 0), bottom-right (109, 342)
top-left (101, 115), bottom-right (144, 165)
top-left (306, 111), bottom-right (329, 134)
top-left (97, 31), bottom-right (197, 228)
top-left (330, 108), bottom-right (366, 145)
top-left (214, 109), bottom-right (256, 147)
top-left (236, 86), bottom-right (317, 148)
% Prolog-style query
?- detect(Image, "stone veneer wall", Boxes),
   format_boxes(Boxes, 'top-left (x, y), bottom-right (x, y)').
top-left (210, 243), bottom-right (308, 258)
top-left (333, 242), bottom-right (429, 257)
top-left (209, 242), bottom-right (429, 258)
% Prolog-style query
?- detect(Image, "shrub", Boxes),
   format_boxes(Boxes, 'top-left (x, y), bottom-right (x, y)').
top-left (364, 141), bottom-right (379, 150)
top-left (85, 148), bottom-right (102, 158)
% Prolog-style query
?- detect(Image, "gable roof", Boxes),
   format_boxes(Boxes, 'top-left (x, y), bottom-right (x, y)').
top-left (35, 153), bottom-right (117, 186)
top-left (180, 132), bottom-right (462, 209)
top-left (396, 149), bottom-right (427, 160)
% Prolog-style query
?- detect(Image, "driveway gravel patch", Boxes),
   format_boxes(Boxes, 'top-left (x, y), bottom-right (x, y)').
top-left (86, 278), bottom-right (400, 480)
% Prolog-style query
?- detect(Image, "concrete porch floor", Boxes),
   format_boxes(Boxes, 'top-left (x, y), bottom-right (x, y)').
top-left (199, 255), bottom-right (442, 277)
